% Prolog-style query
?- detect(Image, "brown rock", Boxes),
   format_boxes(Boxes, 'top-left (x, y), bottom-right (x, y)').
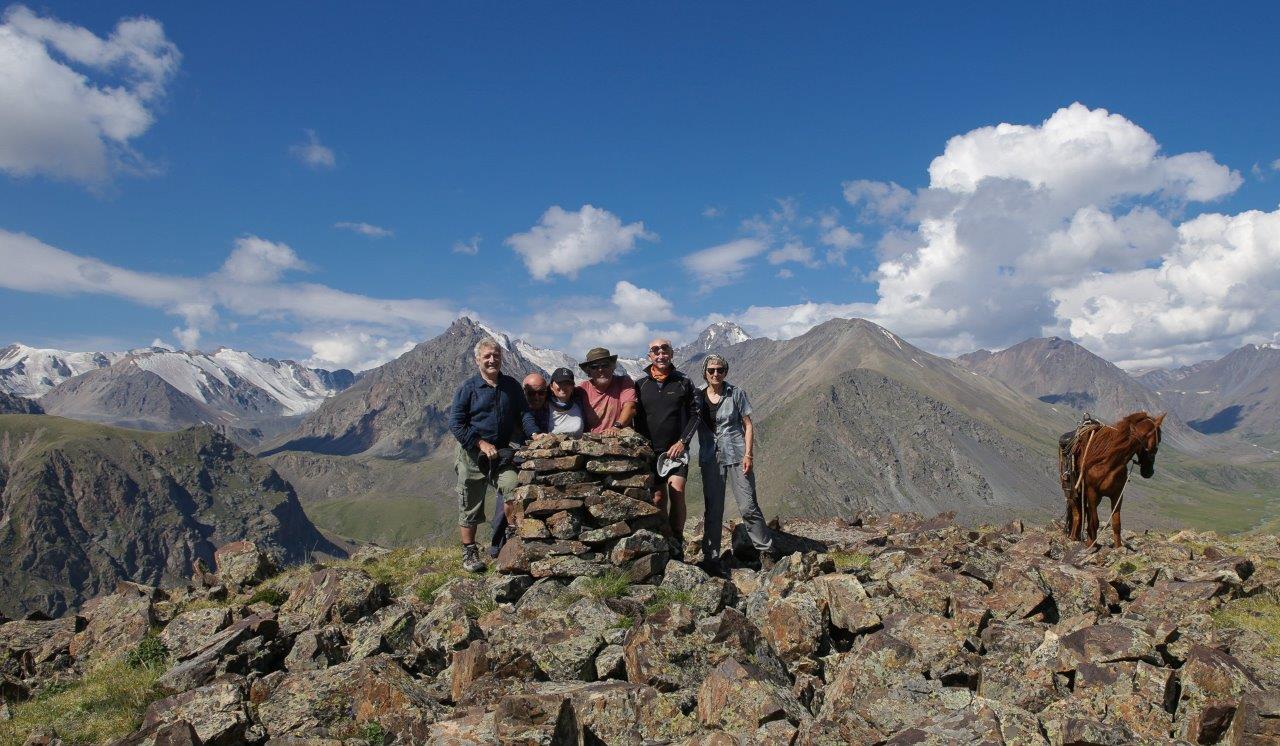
top-left (530, 555), bottom-right (610, 579)
top-left (520, 454), bottom-right (587, 472)
top-left (1178, 644), bottom-right (1262, 743)
top-left (610, 530), bottom-right (669, 564)
top-left (1057, 623), bottom-right (1158, 670)
top-left (493, 691), bottom-right (579, 743)
top-left (605, 473), bottom-right (655, 489)
top-left (586, 491), bottom-right (661, 524)
top-left (1228, 690), bottom-right (1280, 745)
top-left (812, 574), bottom-right (880, 633)
top-left (278, 567), bottom-right (389, 633)
top-left (68, 590), bottom-right (154, 661)
top-left (258, 655), bottom-right (446, 741)
top-left (138, 678), bottom-right (249, 746)
top-left (283, 626), bottom-right (345, 671)
top-left (697, 658), bottom-right (810, 732)
top-left (545, 510), bottom-right (583, 540)
top-left (159, 607), bottom-right (232, 661)
top-left (523, 498), bottom-right (585, 518)
top-left (517, 518), bottom-right (551, 540)
top-left (579, 521), bottom-right (632, 544)
top-left (533, 470), bottom-right (593, 487)
top-left (451, 640), bottom-right (490, 703)
top-left (213, 540), bottom-right (276, 589)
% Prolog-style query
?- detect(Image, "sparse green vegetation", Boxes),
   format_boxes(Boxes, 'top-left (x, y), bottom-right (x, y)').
top-left (582, 569), bottom-right (631, 600)
top-left (829, 549), bottom-right (871, 571)
top-left (1212, 595), bottom-right (1280, 657)
top-left (0, 660), bottom-right (162, 745)
top-left (247, 586), bottom-right (288, 606)
top-left (612, 614), bottom-right (635, 630)
top-left (360, 720), bottom-right (387, 745)
top-left (644, 588), bottom-right (695, 615)
top-left (464, 597), bottom-right (498, 619)
top-left (125, 634), bottom-right (168, 670)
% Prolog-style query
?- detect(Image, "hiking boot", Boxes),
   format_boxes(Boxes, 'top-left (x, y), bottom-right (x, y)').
top-left (667, 538), bottom-right (685, 563)
top-left (462, 543), bottom-right (485, 573)
top-left (700, 556), bottom-right (725, 578)
top-left (759, 548), bottom-right (783, 573)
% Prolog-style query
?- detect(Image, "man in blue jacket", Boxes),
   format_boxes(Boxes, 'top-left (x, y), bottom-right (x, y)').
top-left (448, 337), bottom-right (538, 572)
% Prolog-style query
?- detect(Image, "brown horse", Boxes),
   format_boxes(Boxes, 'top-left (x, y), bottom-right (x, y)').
top-left (1060, 411), bottom-right (1164, 548)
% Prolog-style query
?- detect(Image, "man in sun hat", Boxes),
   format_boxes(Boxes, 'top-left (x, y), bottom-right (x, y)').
top-left (576, 347), bottom-right (636, 433)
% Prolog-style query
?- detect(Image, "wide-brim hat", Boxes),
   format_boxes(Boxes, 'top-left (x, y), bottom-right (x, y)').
top-left (579, 347), bottom-right (618, 372)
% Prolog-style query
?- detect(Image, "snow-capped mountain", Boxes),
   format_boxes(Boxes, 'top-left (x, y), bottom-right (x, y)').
top-left (0, 344), bottom-right (126, 397)
top-left (475, 322), bottom-right (648, 380)
top-left (676, 321), bottom-right (752, 363)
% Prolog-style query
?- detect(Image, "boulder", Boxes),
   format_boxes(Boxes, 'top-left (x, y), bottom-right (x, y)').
top-left (697, 658), bottom-right (810, 733)
top-left (278, 568), bottom-right (389, 633)
top-left (68, 591), bottom-right (154, 661)
top-left (136, 678), bottom-right (250, 746)
top-left (158, 607), bottom-right (232, 661)
top-left (812, 574), bottom-right (880, 633)
top-left (213, 540), bottom-right (276, 589)
top-left (346, 603), bottom-right (415, 660)
top-left (284, 626), bottom-right (345, 671)
top-left (1177, 644), bottom-right (1262, 743)
top-left (257, 655), bottom-right (446, 741)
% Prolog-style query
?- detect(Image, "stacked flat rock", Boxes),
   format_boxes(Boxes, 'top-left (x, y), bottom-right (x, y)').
top-left (497, 430), bottom-right (669, 582)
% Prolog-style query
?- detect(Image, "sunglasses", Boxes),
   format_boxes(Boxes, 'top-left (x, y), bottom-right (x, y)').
top-left (705, 367), bottom-right (726, 375)
top-left (649, 345), bottom-right (672, 354)
top-left (585, 362), bottom-right (613, 371)
top-left (525, 387), bottom-right (547, 396)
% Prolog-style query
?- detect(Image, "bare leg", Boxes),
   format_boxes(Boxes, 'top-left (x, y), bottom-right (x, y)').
top-left (667, 475), bottom-right (687, 542)
top-left (651, 484), bottom-right (671, 539)
top-left (460, 525), bottom-right (476, 544)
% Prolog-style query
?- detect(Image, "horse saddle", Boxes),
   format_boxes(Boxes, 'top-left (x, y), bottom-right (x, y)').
top-left (1059, 414), bottom-right (1105, 484)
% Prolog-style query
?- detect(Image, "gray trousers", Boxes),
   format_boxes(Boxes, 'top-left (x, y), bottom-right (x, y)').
top-left (701, 462), bottom-right (773, 556)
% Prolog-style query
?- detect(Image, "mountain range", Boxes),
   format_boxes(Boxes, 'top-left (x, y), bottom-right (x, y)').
top-left (1136, 343), bottom-right (1280, 447)
top-left (1, 344), bottom-right (355, 446)
top-left (6, 317), bottom-right (1279, 547)
top-left (0, 414), bottom-right (340, 617)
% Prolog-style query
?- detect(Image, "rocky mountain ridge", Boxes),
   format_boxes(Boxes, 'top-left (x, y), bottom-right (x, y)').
top-left (1136, 343), bottom-right (1280, 443)
top-left (0, 414), bottom-right (340, 619)
top-left (2, 494), bottom-right (1276, 744)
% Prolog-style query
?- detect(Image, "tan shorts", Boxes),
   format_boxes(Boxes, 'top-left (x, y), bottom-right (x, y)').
top-left (455, 444), bottom-right (518, 527)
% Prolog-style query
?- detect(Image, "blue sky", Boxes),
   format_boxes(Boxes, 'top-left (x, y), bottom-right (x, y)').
top-left (2, 2), bottom-right (1279, 370)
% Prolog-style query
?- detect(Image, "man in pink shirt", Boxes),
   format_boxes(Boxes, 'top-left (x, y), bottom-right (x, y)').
top-left (576, 347), bottom-right (636, 432)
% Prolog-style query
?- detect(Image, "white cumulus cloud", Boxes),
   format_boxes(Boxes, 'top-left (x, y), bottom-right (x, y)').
top-left (611, 280), bottom-right (675, 322)
top-left (710, 103), bottom-right (1268, 366)
top-left (0, 229), bottom-right (456, 353)
top-left (682, 238), bottom-right (768, 291)
top-left (506, 205), bottom-right (655, 280)
top-left (0, 5), bottom-right (180, 184)
top-left (334, 221), bottom-right (393, 238)
top-left (842, 180), bottom-right (913, 222)
top-left (289, 129), bottom-right (336, 169)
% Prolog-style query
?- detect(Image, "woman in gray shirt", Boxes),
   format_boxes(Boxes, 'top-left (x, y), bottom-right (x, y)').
top-left (697, 354), bottom-right (776, 575)
top-left (547, 367), bottom-right (585, 436)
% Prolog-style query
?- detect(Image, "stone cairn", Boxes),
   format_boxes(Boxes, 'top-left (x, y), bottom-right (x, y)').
top-left (495, 430), bottom-right (673, 583)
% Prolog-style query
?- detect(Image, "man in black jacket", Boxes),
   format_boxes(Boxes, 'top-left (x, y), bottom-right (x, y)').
top-left (633, 338), bottom-right (702, 559)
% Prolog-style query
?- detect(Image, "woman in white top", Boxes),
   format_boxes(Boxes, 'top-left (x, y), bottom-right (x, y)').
top-left (548, 367), bottom-right (585, 436)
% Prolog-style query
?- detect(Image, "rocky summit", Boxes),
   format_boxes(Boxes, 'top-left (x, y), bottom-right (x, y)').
top-left (2, 430), bottom-right (1277, 745)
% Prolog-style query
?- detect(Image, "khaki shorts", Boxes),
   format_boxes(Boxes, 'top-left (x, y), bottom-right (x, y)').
top-left (455, 444), bottom-right (518, 528)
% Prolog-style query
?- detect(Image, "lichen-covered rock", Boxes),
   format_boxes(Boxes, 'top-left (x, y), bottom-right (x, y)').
top-left (697, 657), bottom-right (810, 733)
top-left (1176, 644), bottom-right (1262, 743)
top-left (585, 491), bottom-right (661, 525)
top-left (158, 606), bottom-right (232, 661)
top-left (284, 626), bottom-right (345, 671)
top-left (68, 589), bottom-right (154, 661)
top-left (279, 567), bottom-right (389, 634)
top-left (346, 603), bottom-right (414, 660)
top-left (213, 540), bottom-right (276, 589)
top-left (258, 655), bottom-right (446, 740)
top-left (134, 678), bottom-right (250, 746)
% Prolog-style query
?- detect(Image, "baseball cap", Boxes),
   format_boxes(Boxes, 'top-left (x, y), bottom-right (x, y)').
top-left (550, 367), bottom-right (575, 383)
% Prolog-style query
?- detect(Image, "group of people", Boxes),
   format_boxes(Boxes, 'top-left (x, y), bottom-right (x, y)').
top-left (447, 336), bottom-right (779, 576)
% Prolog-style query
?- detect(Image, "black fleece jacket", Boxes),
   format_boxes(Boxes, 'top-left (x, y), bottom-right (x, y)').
top-left (633, 365), bottom-right (702, 452)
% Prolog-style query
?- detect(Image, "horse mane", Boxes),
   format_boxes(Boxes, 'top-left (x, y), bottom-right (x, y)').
top-left (1094, 411), bottom-right (1152, 461)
